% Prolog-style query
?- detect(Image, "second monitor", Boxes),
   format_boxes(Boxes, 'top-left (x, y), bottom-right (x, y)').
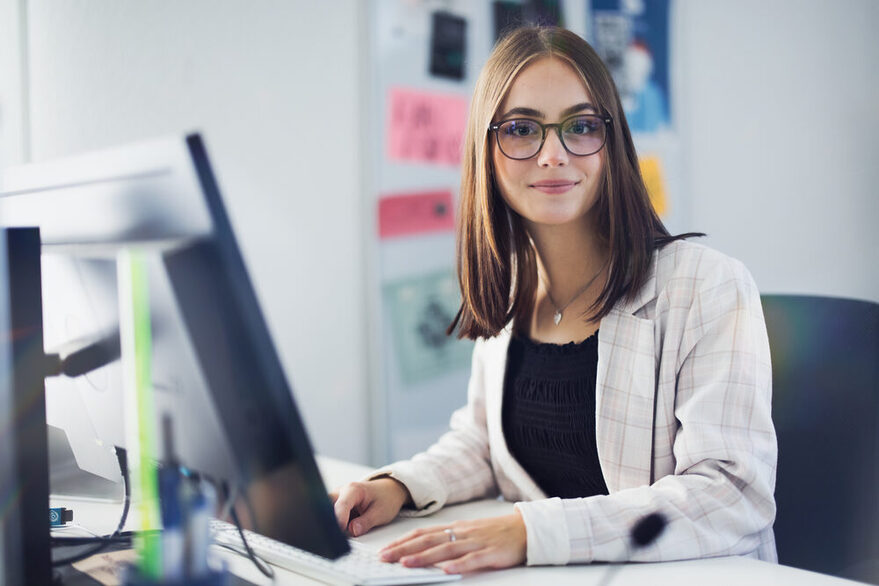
top-left (0, 133), bottom-right (349, 559)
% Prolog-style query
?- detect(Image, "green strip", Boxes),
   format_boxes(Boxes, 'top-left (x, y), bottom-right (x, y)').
top-left (129, 253), bottom-right (162, 579)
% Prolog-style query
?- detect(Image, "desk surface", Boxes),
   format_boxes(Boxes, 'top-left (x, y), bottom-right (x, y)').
top-left (51, 456), bottom-right (866, 586)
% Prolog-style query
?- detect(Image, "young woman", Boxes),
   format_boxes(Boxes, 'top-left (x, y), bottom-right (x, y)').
top-left (331, 26), bottom-right (777, 574)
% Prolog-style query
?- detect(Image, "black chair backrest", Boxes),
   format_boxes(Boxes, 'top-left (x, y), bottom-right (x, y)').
top-left (762, 294), bottom-right (879, 584)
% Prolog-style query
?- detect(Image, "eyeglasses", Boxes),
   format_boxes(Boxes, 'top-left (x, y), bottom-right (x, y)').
top-left (488, 114), bottom-right (612, 160)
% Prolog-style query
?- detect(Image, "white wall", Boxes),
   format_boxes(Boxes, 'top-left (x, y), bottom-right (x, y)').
top-left (681, 0), bottom-right (879, 302)
top-left (17, 0), bottom-right (370, 463)
top-left (0, 0), bottom-right (26, 167)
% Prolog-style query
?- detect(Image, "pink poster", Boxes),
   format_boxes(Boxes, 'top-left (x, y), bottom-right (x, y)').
top-left (378, 190), bottom-right (455, 239)
top-left (387, 87), bottom-right (468, 166)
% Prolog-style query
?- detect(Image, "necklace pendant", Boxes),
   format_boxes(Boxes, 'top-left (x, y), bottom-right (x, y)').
top-left (553, 310), bottom-right (562, 325)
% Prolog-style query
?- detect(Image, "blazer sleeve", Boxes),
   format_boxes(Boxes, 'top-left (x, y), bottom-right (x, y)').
top-left (515, 255), bottom-right (777, 565)
top-left (365, 338), bottom-right (499, 516)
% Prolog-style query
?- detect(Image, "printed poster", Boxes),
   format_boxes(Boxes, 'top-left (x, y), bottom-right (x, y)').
top-left (639, 155), bottom-right (668, 217)
top-left (387, 87), bottom-right (468, 166)
top-left (378, 190), bottom-right (455, 239)
top-left (384, 270), bottom-right (473, 386)
top-left (590, 0), bottom-right (670, 133)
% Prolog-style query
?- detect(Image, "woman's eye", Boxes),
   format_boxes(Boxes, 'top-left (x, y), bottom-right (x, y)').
top-left (504, 121), bottom-right (539, 138)
top-left (566, 118), bottom-right (596, 134)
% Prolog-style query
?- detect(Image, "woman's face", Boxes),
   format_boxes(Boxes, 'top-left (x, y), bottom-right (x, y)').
top-left (491, 57), bottom-right (605, 229)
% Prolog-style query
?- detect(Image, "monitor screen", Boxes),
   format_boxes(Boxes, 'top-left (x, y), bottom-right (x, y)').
top-left (0, 133), bottom-right (349, 559)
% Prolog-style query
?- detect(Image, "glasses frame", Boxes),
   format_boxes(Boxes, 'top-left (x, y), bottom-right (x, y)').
top-left (488, 113), bottom-right (614, 160)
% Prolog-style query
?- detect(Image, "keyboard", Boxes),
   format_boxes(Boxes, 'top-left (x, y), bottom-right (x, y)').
top-left (210, 519), bottom-right (461, 586)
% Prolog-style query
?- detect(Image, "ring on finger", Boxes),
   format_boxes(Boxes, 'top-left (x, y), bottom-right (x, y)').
top-left (443, 528), bottom-right (457, 542)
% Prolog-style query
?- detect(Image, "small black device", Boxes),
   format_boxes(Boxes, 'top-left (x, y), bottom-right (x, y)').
top-left (429, 11), bottom-right (467, 80)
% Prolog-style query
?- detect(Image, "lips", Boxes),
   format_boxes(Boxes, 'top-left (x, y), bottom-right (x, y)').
top-left (530, 179), bottom-right (580, 194)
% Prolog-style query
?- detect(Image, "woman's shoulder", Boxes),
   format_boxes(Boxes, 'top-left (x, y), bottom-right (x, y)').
top-left (652, 239), bottom-right (757, 301)
top-left (472, 322), bottom-right (513, 360)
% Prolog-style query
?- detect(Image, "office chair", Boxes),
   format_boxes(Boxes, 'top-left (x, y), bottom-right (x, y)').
top-left (762, 294), bottom-right (879, 584)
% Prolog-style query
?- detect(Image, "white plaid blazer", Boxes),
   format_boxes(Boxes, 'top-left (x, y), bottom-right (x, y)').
top-left (371, 240), bottom-right (777, 565)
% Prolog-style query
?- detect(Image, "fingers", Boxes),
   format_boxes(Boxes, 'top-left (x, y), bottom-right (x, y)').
top-left (437, 550), bottom-right (495, 574)
top-left (380, 529), bottom-right (454, 562)
top-left (347, 504), bottom-right (388, 537)
top-left (331, 480), bottom-right (406, 537)
top-left (379, 515), bottom-right (526, 573)
top-left (381, 525), bottom-right (449, 551)
top-left (380, 526), bottom-right (484, 569)
top-left (401, 541), bottom-right (481, 568)
top-left (332, 483), bottom-right (368, 533)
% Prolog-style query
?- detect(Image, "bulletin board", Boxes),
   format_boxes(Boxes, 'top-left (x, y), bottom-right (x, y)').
top-left (364, 0), bottom-right (490, 464)
top-left (363, 0), bottom-right (688, 464)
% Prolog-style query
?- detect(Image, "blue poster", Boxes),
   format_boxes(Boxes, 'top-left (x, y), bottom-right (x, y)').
top-left (590, 0), bottom-right (670, 133)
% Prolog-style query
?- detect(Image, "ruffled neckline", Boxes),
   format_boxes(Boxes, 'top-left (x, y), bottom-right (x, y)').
top-left (512, 330), bottom-right (598, 356)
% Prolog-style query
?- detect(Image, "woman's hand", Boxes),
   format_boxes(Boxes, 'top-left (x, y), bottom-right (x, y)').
top-left (379, 512), bottom-right (527, 574)
top-left (329, 477), bottom-right (412, 537)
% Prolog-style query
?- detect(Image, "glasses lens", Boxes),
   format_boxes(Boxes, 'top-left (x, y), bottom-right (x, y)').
top-left (561, 116), bottom-right (606, 156)
top-left (496, 119), bottom-right (543, 159)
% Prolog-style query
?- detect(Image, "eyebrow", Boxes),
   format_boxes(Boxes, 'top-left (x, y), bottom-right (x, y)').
top-left (497, 102), bottom-right (597, 120)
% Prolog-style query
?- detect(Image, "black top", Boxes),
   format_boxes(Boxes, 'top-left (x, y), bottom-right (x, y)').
top-left (502, 332), bottom-right (609, 499)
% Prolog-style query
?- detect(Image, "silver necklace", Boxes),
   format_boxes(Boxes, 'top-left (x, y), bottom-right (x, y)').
top-left (539, 263), bottom-right (606, 326)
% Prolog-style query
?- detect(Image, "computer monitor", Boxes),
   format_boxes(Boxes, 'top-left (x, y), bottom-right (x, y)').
top-left (1, 231), bottom-right (24, 585)
top-left (0, 227), bottom-right (53, 586)
top-left (0, 133), bottom-right (349, 559)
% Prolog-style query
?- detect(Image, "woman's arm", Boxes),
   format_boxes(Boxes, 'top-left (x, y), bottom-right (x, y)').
top-left (331, 338), bottom-right (500, 535)
top-left (365, 337), bottom-right (500, 515)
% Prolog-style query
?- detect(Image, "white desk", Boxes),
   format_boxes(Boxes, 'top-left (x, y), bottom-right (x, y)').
top-left (52, 457), bottom-right (866, 586)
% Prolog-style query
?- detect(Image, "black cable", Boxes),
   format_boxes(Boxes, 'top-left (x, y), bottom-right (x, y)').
top-left (227, 486), bottom-right (275, 579)
top-left (51, 447), bottom-right (131, 567)
top-left (205, 475), bottom-right (274, 574)
top-left (52, 535), bottom-right (132, 546)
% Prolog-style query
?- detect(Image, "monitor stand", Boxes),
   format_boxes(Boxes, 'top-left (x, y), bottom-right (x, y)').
top-left (48, 424), bottom-right (122, 500)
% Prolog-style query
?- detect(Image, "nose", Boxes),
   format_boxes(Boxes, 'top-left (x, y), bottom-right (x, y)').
top-left (537, 128), bottom-right (569, 167)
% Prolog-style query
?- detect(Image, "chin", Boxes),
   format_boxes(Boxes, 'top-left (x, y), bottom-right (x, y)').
top-left (521, 202), bottom-right (590, 226)
top-left (527, 211), bottom-right (586, 227)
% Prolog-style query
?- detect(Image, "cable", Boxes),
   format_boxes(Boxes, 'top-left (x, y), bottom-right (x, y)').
top-left (217, 480), bottom-right (237, 523)
top-left (52, 461), bottom-right (274, 579)
top-left (184, 474), bottom-right (272, 577)
top-left (200, 475), bottom-right (275, 577)
top-left (188, 472), bottom-right (236, 524)
top-left (51, 447), bottom-right (131, 567)
top-left (225, 484), bottom-right (275, 580)
top-left (229, 505), bottom-right (274, 579)
top-left (201, 476), bottom-right (273, 577)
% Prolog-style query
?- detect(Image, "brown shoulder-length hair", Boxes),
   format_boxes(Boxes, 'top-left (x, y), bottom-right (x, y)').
top-left (449, 26), bottom-right (701, 340)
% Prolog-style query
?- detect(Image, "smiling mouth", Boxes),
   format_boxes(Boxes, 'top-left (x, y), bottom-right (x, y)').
top-left (530, 180), bottom-right (580, 194)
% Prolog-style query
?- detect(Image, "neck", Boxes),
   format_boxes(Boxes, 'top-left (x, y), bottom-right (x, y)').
top-left (526, 216), bottom-right (608, 307)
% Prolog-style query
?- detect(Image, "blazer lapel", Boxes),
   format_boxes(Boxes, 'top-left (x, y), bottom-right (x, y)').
top-left (595, 268), bottom-right (658, 493)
